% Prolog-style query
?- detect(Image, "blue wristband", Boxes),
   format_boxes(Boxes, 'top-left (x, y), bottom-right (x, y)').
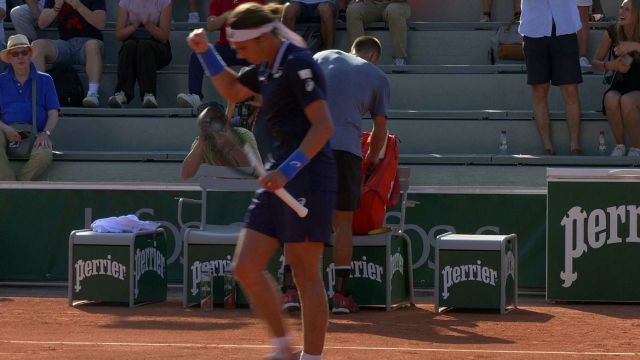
top-left (277, 149), bottom-right (310, 181)
top-left (196, 44), bottom-right (226, 77)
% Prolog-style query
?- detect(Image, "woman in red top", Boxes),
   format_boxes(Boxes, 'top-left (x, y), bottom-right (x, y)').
top-left (177, 0), bottom-right (265, 109)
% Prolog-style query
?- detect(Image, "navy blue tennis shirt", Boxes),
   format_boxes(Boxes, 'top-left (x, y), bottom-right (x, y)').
top-left (239, 41), bottom-right (336, 191)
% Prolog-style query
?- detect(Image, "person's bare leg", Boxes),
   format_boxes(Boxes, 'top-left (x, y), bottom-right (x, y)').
top-left (531, 83), bottom-right (553, 152)
top-left (282, 2), bottom-right (300, 31)
top-left (318, 2), bottom-right (336, 49)
top-left (620, 91), bottom-right (640, 148)
top-left (560, 83), bottom-right (582, 151)
top-left (286, 241), bottom-right (328, 356)
top-left (604, 91), bottom-right (625, 145)
top-left (232, 229), bottom-right (293, 357)
top-left (31, 39), bottom-right (57, 71)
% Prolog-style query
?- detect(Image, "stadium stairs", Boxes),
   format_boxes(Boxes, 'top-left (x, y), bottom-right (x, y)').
top-left (3, 0), bottom-right (633, 185)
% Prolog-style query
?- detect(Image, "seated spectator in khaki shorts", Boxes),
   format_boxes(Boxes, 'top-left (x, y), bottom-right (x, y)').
top-left (32, 0), bottom-right (106, 108)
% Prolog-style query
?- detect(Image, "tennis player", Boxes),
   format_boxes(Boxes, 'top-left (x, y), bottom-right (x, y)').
top-left (187, 3), bottom-right (336, 360)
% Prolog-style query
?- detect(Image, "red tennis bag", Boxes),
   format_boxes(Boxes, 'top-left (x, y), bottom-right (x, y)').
top-left (352, 131), bottom-right (400, 235)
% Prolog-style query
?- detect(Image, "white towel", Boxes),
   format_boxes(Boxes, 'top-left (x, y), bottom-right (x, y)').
top-left (91, 214), bottom-right (160, 233)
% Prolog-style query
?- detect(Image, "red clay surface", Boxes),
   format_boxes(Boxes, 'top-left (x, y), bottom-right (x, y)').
top-left (1, 288), bottom-right (639, 359)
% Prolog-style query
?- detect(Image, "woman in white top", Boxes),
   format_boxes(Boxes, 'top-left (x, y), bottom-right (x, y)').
top-left (108, 0), bottom-right (173, 108)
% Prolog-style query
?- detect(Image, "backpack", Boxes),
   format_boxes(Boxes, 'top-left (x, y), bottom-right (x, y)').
top-left (300, 24), bottom-right (323, 54)
top-left (490, 19), bottom-right (524, 64)
top-left (47, 64), bottom-right (84, 107)
top-left (352, 131), bottom-right (400, 235)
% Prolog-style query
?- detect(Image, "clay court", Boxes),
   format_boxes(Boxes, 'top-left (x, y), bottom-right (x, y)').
top-left (1, 287), bottom-right (639, 359)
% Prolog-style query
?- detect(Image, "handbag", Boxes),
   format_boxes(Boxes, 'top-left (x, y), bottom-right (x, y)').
top-left (491, 19), bottom-right (524, 63)
top-left (6, 79), bottom-right (37, 158)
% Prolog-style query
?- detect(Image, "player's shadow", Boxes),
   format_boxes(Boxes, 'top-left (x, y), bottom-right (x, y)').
top-left (74, 300), bottom-right (258, 331)
top-left (327, 305), bottom-right (553, 345)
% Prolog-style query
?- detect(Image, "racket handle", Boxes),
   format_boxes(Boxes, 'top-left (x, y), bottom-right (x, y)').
top-left (274, 188), bottom-right (309, 218)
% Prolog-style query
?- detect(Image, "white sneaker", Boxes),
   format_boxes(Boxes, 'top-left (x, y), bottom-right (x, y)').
top-left (579, 56), bottom-right (591, 67)
top-left (82, 92), bottom-right (99, 108)
top-left (177, 93), bottom-right (202, 109)
top-left (108, 91), bottom-right (127, 108)
top-left (188, 12), bottom-right (200, 23)
top-left (627, 147), bottom-right (640, 157)
top-left (393, 58), bottom-right (406, 66)
top-left (143, 93), bottom-right (158, 108)
top-left (480, 14), bottom-right (491, 22)
top-left (610, 144), bottom-right (627, 157)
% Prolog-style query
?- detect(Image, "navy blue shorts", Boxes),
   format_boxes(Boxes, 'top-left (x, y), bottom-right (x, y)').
top-left (245, 181), bottom-right (336, 244)
top-left (294, 1), bottom-right (335, 23)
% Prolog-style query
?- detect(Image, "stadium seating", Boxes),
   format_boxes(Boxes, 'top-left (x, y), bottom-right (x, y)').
top-left (3, 0), bottom-right (633, 186)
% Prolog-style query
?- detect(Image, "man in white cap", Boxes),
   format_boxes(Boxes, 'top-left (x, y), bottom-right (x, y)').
top-left (0, 34), bottom-right (60, 181)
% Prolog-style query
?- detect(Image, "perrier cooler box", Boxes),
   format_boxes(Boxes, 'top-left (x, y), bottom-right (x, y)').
top-left (68, 229), bottom-right (167, 307)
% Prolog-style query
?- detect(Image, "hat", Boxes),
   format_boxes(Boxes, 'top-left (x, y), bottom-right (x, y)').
top-left (0, 34), bottom-right (38, 63)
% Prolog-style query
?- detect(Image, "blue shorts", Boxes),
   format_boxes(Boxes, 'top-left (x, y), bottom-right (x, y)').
top-left (294, 1), bottom-right (335, 23)
top-left (245, 180), bottom-right (336, 244)
top-left (53, 37), bottom-right (103, 66)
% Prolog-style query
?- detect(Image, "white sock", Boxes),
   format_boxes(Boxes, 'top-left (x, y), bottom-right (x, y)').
top-left (299, 352), bottom-right (322, 360)
top-left (271, 336), bottom-right (290, 354)
top-left (88, 82), bottom-right (99, 95)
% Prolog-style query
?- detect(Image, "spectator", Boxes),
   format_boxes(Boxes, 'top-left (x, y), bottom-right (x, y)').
top-left (32, 0), bottom-right (106, 108)
top-left (578, 0), bottom-right (592, 66)
top-left (346, 0), bottom-right (411, 65)
top-left (480, 0), bottom-right (521, 22)
top-left (0, 34), bottom-right (60, 181)
top-left (176, 0), bottom-right (264, 109)
top-left (181, 103), bottom-right (261, 180)
top-left (519, 0), bottom-right (583, 155)
top-left (10, 0), bottom-right (44, 42)
top-left (188, 0), bottom-right (200, 23)
top-left (591, 0), bottom-right (640, 157)
top-left (282, 0), bottom-right (336, 50)
top-left (107, 0), bottom-right (172, 109)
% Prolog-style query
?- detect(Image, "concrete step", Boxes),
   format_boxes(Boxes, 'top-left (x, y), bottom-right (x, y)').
top-left (48, 109), bottom-right (617, 156)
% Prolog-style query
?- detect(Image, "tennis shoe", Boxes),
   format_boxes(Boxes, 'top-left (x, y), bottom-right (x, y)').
top-left (177, 93), bottom-right (202, 109)
top-left (108, 91), bottom-right (126, 108)
top-left (143, 93), bottom-right (158, 108)
top-left (187, 12), bottom-right (200, 23)
top-left (610, 144), bottom-right (627, 157)
top-left (82, 92), bottom-right (99, 108)
top-left (281, 288), bottom-right (300, 312)
top-left (627, 147), bottom-right (640, 157)
top-left (332, 293), bottom-right (359, 314)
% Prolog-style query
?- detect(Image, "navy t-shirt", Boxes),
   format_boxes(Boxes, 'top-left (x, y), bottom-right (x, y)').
top-left (44, 0), bottom-right (106, 41)
top-left (239, 42), bottom-right (336, 191)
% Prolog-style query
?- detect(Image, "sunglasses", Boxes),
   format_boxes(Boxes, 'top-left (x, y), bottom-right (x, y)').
top-left (10, 49), bottom-right (31, 58)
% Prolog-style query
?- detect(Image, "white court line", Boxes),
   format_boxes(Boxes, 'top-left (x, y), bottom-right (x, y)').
top-left (2, 340), bottom-right (637, 356)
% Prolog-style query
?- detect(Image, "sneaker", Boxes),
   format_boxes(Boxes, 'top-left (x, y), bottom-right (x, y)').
top-left (627, 147), bottom-right (640, 157)
top-left (331, 293), bottom-right (359, 314)
top-left (480, 14), bottom-right (491, 22)
top-left (336, 10), bottom-right (346, 24)
top-left (579, 56), bottom-right (591, 67)
top-left (108, 91), bottom-right (127, 108)
top-left (177, 93), bottom-right (202, 109)
top-left (610, 144), bottom-right (627, 157)
top-left (393, 57), bottom-right (406, 66)
top-left (281, 288), bottom-right (300, 312)
top-left (188, 12), bottom-right (200, 23)
top-left (82, 92), bottom-right (99, 108)
top-left (143, 93), bottom-right (158, 108)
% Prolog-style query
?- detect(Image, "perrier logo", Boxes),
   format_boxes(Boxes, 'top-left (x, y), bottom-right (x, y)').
top-left (74, 255), bottom-right (126, 292)
top-left (441, 260), bottom-right (498, 300)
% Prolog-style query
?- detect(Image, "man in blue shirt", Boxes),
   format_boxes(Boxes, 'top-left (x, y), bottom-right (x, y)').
top-left (0, 34), bottom-right (60, 181)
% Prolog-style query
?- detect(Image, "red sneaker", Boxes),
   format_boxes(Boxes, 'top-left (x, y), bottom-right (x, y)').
top-left (281, 288), bottom-right (300, 312)
top-left (331, 293), bottom-right (360, 314)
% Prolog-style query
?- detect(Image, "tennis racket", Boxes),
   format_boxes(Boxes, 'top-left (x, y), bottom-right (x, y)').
top-left (199, 105), bottom-right (309, 218)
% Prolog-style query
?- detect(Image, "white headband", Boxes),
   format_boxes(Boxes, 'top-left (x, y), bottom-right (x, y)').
top-left (226, 21), bottom-right (307, 48)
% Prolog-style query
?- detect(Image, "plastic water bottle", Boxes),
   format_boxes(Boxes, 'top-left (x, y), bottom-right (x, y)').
top-left (598, 130), bottom-right (607, 155)
top-left (498, 130), bottom-right (508, 155)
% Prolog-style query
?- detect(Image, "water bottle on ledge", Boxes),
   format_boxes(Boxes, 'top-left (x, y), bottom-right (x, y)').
top-left (598, 130), bottom-right (607, 155)
top-left (498, 130), bottom-right (508, 155)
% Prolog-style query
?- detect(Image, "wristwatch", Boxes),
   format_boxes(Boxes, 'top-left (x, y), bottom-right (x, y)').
top-left (44, 130), bottom-right (52, 136)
